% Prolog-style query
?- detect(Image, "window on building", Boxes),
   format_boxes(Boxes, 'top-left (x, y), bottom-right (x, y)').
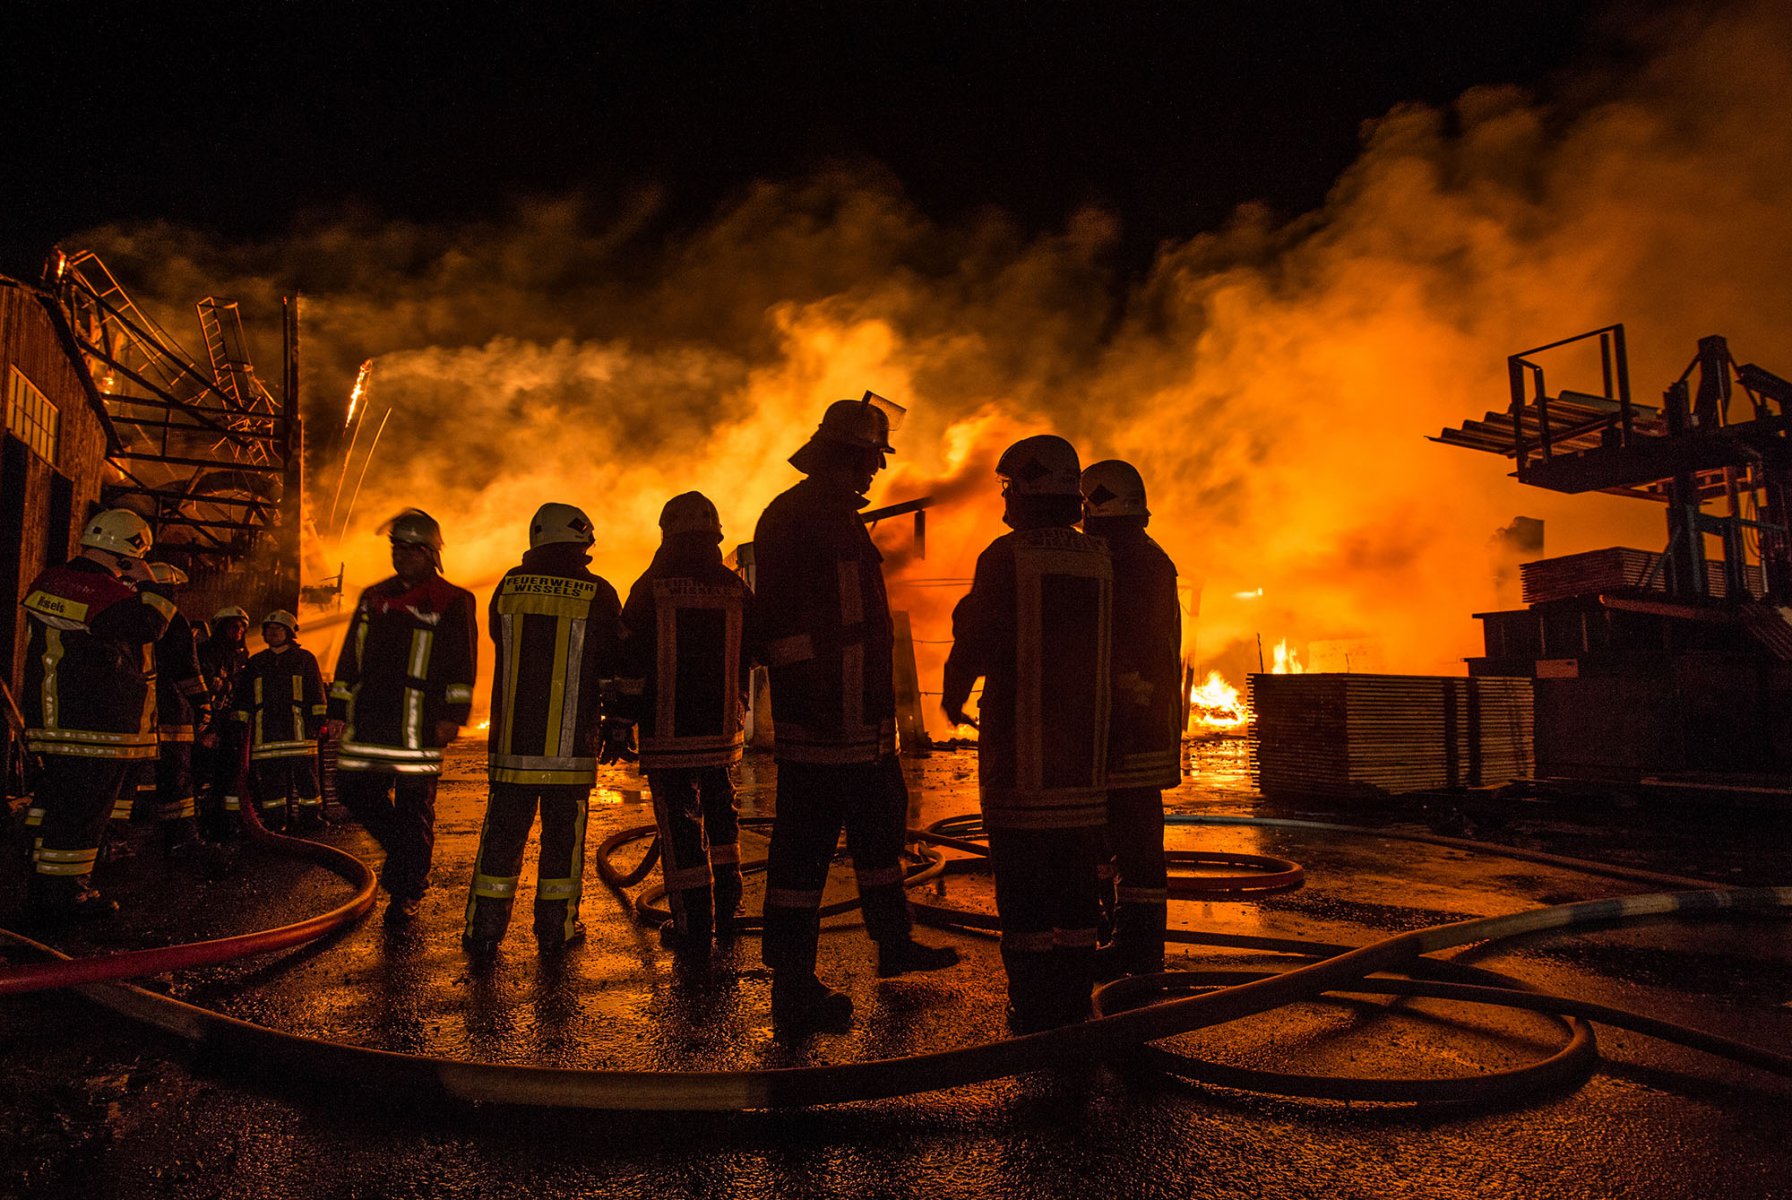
top-left (6, 367), bottom-right (59, 464)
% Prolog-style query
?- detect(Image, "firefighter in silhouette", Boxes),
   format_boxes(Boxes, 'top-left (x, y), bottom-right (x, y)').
top-left (942, 435), bottom-right (1113, 1032)
top-left (1080, 460), bottom-right (1181, 978)
top-left (462, 503), bottom-right (620, 957)
top-left (142, 562), bottom-right (210, 855)
top-left (19, 509), bottom-right (175, 920)
top-left (195, 606), bottom-right (252, 839)
top-left (755, 394), bottom-right (958, 1035)
top-left (612, 492), bottom-right (757, 957)
top-left (326, 509), bottom-right (478, 927)
top-left (232, 611), bottom-right (327, 833)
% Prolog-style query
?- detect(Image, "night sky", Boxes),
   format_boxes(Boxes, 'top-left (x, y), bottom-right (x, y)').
top-left (1, 3), bottom-right (1625, 280)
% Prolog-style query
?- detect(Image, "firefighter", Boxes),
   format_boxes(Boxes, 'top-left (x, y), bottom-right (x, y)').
top-left (195, 606), bottom-right (251, 840)
top-left (232, 611), bottom-right (327, 833)
top-left (1080, 460), bottom-right (1181, 979)
top-left (755, 395), bottom-right (958, 1035)
top-left (19, 508), bottom-right (175, 920)
top-left (612, 492), bottom-right (757, 957)
top-left (462, 502), bottom-right (620, 957)
top-left (942, 435), bottom-right (1113, 1032)
top-left (141, 563), bottom-right (210, 854)
top-left (326, 509), bottom-right (478, 927)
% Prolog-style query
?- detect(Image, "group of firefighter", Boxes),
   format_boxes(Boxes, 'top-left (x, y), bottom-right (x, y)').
top-left (16, 393), bottom-right (1181, 1038)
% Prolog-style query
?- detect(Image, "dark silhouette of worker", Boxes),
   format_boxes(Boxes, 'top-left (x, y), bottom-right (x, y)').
top-left (943, 435), bottom-right (1114, 1032)
top-left (464, 503), bottom-right (620, 958)
top-left (755, 394), bottom-right (959, 1036)
top-left (326, 509), bottom-right (478, 928)
top-left (613, 492), bottom-right (758, 957)
top-left (1081, 460), bottom-right (1181, 978)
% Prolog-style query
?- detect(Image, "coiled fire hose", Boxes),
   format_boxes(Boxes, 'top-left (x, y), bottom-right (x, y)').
top-left (0, 804), bottom-right (375, 996)
top-left (2, 809), bottom-right (1788, 1111)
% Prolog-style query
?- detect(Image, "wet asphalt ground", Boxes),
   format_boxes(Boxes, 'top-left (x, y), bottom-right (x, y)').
top-left (3, 737), bottom-right (1791, 1200)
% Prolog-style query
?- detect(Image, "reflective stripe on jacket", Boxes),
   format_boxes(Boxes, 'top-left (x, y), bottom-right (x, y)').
top-left (945, 526), bottom-right (1113, 829)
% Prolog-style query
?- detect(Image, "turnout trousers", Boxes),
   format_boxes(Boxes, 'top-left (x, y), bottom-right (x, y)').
top-left (647, 766), bottom-right (743, 943)
top-left (987, 825), bottom-right (1103, 1030)
top-left (155, 740), bottom-right (197, 824)
top-left (463, 782), bottom-right (590, 944)
top-left (250, 756), bottom-right (323, 830)
top-left (30, 755), bottom-right (131, 897)
top-left (1104, 786), bottom-right (1168, 973)
top-left (336, 767), bottom-right (439, 902)
top-left (761, 755), bottom-right (913, 979)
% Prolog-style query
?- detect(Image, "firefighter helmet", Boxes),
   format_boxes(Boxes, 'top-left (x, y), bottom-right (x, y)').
top-left (995, 435), bottom-right (1083, 497)
top-left (1080, 459), bottom-right (1150, 518)
top-left (146, 562), bottom-right (189, 586)
top-left (213, 605), bottom-right (250, 625)
top-left (382, 508), bottom-right (444, 566)
top-left (529, 502), bottom-right (595, 549)
top-left (80, 509), bottom-right (153, 559)
top-left (659, 492), bottom-right (723, 541)
top-left (262, 610), bottom-right (299, 634)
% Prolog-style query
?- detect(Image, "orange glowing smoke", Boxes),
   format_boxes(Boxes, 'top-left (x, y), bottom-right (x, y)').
top-left (79, 3), bottom-right (1792, 734)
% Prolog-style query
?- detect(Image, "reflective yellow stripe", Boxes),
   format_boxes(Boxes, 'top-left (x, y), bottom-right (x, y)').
top-left (140, 591), bottom-right (176, 620)
top-left (473, 874), bottom-right (519, 899)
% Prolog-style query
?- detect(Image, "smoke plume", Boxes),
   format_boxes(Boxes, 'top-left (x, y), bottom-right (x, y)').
top-left (75, 1), bottom-right (1792, 729)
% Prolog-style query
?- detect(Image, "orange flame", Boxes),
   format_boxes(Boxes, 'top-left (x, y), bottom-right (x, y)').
top-left (1271, 639), bottom-right (1304, 674)
top-left (1190, 670), bottom-right (1248, 731)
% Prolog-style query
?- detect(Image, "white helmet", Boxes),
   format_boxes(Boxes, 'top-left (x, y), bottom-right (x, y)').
top-left (81, 509), bottom-right (153, 559)
top-left (146, 562), bottom-right (189, 586)
top-left (213, 605), bottom-right (251, 625)
top-left (529, 502), bottom-right (595, 549)
top-left (1080, 459), bottom-right (1150, 518)
top-left (262, 610), bottom-right (299, 634)
top-left (995, 435), bottom-right (1082, 497)
top-left (659, 492), bottom-right (722, 540)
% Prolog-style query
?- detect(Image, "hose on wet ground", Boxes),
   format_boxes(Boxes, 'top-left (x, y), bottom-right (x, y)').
top-left (0, 804), bottom-right (376, 996)
top-left (4, 880), bottom-right (1787, 1110)
top-left (3, 808), bottom-right (1789, 1110)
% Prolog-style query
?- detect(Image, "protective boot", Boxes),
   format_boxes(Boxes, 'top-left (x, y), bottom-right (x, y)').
top-left (712, 864), bottom-right (744, 940)
top-left (771, 974), bottom-right (854, 1036)
top-left (660, 886), bottom-right (713, 954)
top-left (1001, 949), bottom-right (1061, 1035)
top-left (539, 921), bottom-right (587, 956)
top-left (875, 936), bottom-right (961, 978)
top-left (1051, 945), bottom-right (1096, 1028)
top-left (1111, 900), bottom-right (1167, 977)
top-left (26, 874), bottom-right (118, 923)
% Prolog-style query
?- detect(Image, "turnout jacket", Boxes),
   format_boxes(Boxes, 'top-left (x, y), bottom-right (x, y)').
top-left (329, 574), bottom-right (478, 775)
top-left (232, 644), bottom-right (326, 760)
top-left (754, 477), bottom-right (896, 765)
top-left (615, 536), bottom-right (757, 770)
top-left (20, 557), bottom-right (176, 761)
top-left (1088, 520), bottom-right (1183, 789)
top-left (943, 525), bottom-right (1113, 830)
top-left (154, 610), bottom-right (210, 742)
top-left (487, 545), bottom-right (621, 786)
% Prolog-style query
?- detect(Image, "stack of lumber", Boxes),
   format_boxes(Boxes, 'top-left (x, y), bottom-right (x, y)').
top-left (1250, 673), bottom-right (1533, 800)
top-left (1521, 547), bottom-right (1763, 604)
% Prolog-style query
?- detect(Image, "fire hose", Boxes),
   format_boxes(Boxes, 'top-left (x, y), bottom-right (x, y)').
top-left (1, 812), bottom-right (1788, 1111)
top-left (0, 807), bottom-right (375, 996)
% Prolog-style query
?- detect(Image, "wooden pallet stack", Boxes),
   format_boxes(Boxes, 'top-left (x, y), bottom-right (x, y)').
top-left (1249, 674), bottom-right (1533, 800)
top-left (1521, 547), bottom-right (1764, 604)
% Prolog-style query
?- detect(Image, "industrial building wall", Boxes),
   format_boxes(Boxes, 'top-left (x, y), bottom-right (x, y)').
top-left (0, 282), bottom-right (110, 705)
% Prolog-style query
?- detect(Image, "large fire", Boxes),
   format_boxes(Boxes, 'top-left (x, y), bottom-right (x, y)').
top-left (78, 3), bottom-right (1792, 736)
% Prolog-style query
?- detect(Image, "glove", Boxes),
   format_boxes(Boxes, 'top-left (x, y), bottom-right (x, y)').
top-left (597, 718), bottom-right (637, 765)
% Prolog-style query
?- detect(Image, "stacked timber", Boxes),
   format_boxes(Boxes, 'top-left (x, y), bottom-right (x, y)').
top-left (1521, 547), bottom-right (1763, 604)
top-left (1249, 673), bottom-right (1533, 801)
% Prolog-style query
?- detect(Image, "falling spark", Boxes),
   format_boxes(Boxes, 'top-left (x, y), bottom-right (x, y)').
top-left (337, 407), bottom-right (393, 544)
top-left (1189, 671), bottom-right (1249, 730)
top-left (328, 363), bottom-right (376, 532)
top-left (343, 359), bottom-right (372, 429)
